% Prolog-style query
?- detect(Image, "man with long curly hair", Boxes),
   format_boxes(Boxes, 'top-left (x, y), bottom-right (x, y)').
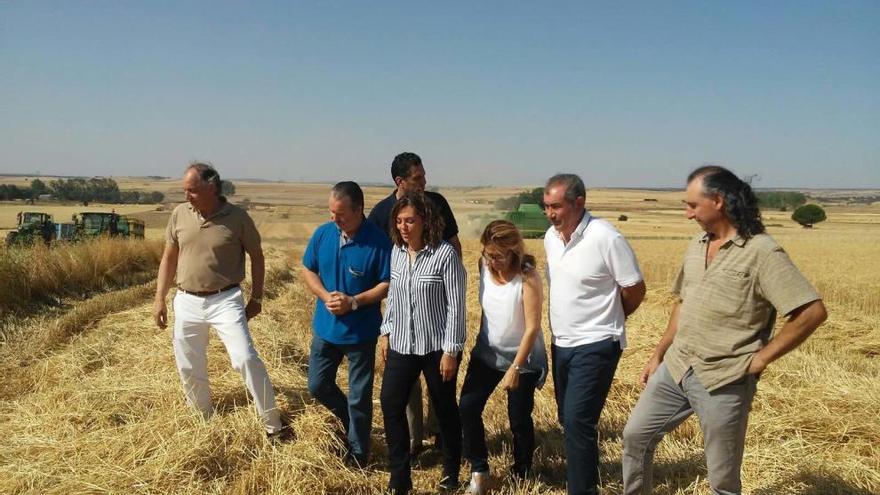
top-left (622, 165), bottom-right (828, 495)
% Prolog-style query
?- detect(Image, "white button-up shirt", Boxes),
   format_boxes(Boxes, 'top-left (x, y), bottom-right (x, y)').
top-left (544, 212), bottom-right (643, 348)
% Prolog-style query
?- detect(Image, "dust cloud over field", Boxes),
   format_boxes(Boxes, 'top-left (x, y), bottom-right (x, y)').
top-left (0, 181), bottom-right (878, 494)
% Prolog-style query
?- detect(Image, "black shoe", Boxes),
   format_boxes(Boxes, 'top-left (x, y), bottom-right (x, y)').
top-left (387, 481), bottom-right (411, 495)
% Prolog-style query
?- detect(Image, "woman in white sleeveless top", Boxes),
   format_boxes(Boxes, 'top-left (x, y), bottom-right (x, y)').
top-left (460, 220), bottom-right (548, 494)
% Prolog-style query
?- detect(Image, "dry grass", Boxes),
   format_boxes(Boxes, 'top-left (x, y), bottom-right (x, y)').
top-left (0, 238), bottom-right (163, 317)
top-left (0, 187), bottom-right (878, 494)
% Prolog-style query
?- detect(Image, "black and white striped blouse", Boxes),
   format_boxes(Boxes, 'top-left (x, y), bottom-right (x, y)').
top-left (380, 241), bottom-right (466, 355)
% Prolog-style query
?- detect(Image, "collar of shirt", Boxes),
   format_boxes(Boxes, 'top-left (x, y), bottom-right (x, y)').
top-left (553, 209), bottom-right (592, 243)
top-left (188, 200), bottom-right (232, 223)
top-left (699, 231), bottom-right (747, 248)
top-left (337, 216), bottom-right (370, 247)
top-left (394, 242), bottom-right (436, 256)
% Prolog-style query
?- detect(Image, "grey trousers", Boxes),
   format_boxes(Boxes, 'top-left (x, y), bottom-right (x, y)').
top-left (622, 363), bottom-right (757, 495)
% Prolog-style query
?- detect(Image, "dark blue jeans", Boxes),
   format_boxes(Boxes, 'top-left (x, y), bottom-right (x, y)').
top-left (307, 336), bottom-right (377, 462)
top-left (380, 349), bottom-right (462, 492)
top-left (552, 338), bottom-right (622, 495)
top-left (460, 356), bottom-right (539, 476)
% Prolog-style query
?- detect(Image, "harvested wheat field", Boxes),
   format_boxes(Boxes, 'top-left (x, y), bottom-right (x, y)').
top-left (0, 184), bottom-right (878, 495)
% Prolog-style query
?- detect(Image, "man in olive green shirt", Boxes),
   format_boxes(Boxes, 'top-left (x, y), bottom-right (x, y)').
top-left (622, 165), bottom-right (827, 495)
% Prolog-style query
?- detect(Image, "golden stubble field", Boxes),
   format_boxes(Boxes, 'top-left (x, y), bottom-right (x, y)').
top-left (0, 179), bottom-right (878, 494)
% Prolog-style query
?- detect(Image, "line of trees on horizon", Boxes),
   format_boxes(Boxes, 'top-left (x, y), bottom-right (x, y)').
top-left (0, 178), bottom-right (165, 204)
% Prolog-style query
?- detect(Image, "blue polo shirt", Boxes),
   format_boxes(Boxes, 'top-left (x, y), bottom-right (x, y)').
top-left (302, 218), bottom-right (392, 344)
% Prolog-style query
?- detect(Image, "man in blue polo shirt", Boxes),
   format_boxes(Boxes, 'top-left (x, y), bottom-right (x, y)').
top-left (302, 181), bottom-right (392, 467)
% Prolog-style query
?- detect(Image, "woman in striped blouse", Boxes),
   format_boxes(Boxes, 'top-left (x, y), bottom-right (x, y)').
top-left (379, 192), bottom-right (467, 495)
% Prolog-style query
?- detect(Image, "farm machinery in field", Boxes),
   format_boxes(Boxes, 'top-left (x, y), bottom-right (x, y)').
top-left (5, 211), bottom-right (56, 246)
top-left (5, 211), bottom-right (146, 246)
top-left (505, 204), bottom-right (550, 239)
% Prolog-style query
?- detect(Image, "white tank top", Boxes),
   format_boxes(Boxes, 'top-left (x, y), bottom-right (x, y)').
top-left (474, 263), bottom-right (547, 382)
top-left (480, 264), bottom-right (527, 351)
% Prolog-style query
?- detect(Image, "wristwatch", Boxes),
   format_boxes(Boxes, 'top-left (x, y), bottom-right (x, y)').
top-left (251, 296), bottom-right (263, 304)
top-left (350, 296), bottom-right (359, 310)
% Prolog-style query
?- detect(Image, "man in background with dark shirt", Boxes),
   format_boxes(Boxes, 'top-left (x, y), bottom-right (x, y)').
top-left (367, 151), bottom-right (462, 455)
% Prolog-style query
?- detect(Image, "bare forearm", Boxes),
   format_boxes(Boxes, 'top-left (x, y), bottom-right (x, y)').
top-left (154, 247), bottom-right (178, 303)
top-left (512, 327), bottom-right (540, 368)
top-left (752, 300), bottom-right (827, 370)
top-left (249, 251), bottom-right (265, 298)
top-left (354, 282), bottom-right (389, 306)
top-left (621, 280), bottom-right (646, 317)
top-left (301, 267), bottom-right (330, 302)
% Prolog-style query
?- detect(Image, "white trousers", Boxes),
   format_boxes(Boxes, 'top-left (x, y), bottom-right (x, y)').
top-left (172, 287), bottom-right (282, 433)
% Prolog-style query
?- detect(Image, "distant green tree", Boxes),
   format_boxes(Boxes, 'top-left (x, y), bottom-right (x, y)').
top-left (756, 191), bottom-right (806, 210)
top-left (0, 184), bottom-right (27, 200)
top-left (495, 187), bottom-right (544, 211)
top-left (30, 178), bottom-right (49, 198)
top-left (791, 204), bottom-right (826, 228)
top-left (221, 180), bottom-right (236, 196)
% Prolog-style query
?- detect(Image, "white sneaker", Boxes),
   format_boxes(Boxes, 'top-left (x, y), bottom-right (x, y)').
top-left (465, 471), bottom-right (490, 494)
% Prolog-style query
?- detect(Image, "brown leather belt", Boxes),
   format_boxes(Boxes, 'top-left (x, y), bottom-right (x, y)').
top-left (177, 283), bottom-right (240, 297)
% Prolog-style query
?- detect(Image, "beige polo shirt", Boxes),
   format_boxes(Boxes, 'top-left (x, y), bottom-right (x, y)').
top-left (665, 232), bottom-right (820, 392)
top-left (165, 201), bottom-right (260, 292)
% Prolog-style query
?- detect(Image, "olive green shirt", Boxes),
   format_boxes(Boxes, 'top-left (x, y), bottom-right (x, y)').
top-left (665, 232), bottom-right (820, 391)
top-left (165, 201), bottom-right (261, 292)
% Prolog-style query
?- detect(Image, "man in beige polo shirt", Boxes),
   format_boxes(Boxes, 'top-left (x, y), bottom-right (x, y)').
top-left (153, 162), bottom-right (282, 436)
top-left (622, 165), bottom-right (827, 495)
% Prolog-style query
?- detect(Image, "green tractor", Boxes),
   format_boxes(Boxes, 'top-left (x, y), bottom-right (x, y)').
top-left (72, 212), bottom-right (121, 239)
top-left (504, 203), bottom-right (550, 239)
top-left (5, 211), bottom-right (56, 246)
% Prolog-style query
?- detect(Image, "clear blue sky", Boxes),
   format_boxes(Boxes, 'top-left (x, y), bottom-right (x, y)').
top-left (2, 1), bottom-right (878, 188)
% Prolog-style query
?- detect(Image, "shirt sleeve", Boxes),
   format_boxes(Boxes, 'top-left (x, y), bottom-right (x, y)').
top-left (376, 236), bottom-right (392, 282)
top-left (302, 228), bottom-right (321, 273)
top-left (603, 233), bottom-right (643, 288)
top-left (380, 251), bottom-right (397, 336)
top-left (165, 208), bottom-right (178, 244)
top-left (757, 247), bottom-right (821, 316)
top-left (441, 247), bottom-right (467, 353)
top-left (241, 211), bottom-right (262, 254)
top-left (671, 264), bottom-right (685, 298)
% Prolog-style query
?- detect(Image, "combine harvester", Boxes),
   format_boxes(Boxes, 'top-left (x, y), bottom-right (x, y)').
top-left (504, 203), bottom-right (550, 238)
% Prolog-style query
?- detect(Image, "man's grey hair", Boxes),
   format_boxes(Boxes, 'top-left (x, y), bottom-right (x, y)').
top-left (545, 173), bottom-right (586, 203)
top-left (331, 181), bottom-right (364, 210)
top-left (186, 162), bottom-right (222, 197)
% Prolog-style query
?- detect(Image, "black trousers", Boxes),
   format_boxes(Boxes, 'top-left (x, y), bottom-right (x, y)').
top-left (552, 338), bottom-right (622, 495)
top-left (380, 349), bottom-right (462, 491)
top-left (459, 356), bottom-right (539, 476)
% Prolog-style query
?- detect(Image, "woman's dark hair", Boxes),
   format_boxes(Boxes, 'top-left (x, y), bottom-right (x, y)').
top-left (480, 220), bottom-right (536, 274)
top-left (687, 165), bottom-right (765, 238)
top-left (389, 192), bottom-right (445, 248)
